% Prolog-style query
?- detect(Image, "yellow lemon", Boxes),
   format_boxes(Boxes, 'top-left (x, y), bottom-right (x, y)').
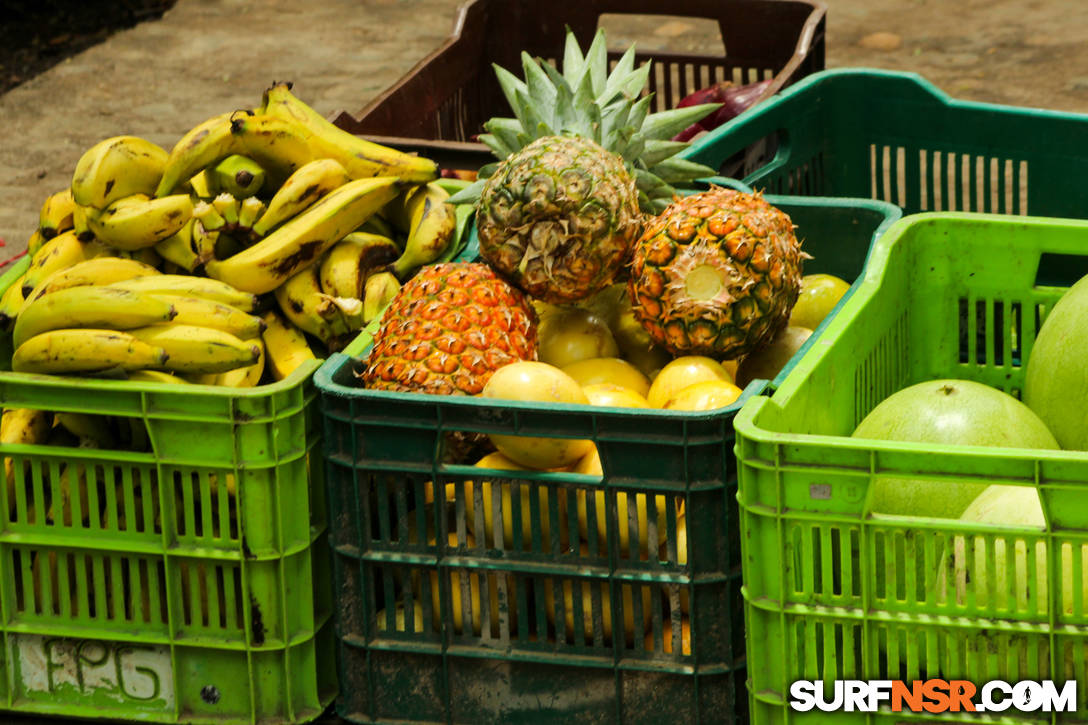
top-left (581, 383), bottom-right (651, 408)
top-left (562, 357), bottom-right (651, 397)
top-left (663, 379), bottom-right (743, 411)
top-left (789, 273), bottom-right (850, 330)
top-left (646, 356), bottom-right (733, 408)
top-left (538, 308), bottom-right (619, 368)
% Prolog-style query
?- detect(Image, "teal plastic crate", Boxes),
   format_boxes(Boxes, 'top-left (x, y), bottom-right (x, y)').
top-left (316, 192), bottom-right (899, 724)
top-left (682, 68), bottom-right (1088, 218)
top-left (0, 257), bottom-right (336, 724)
top-left (734, 212), bottom-right (1088, 723)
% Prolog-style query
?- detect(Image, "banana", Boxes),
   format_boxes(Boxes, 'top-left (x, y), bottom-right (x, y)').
top-left (188, 169), bottom-right (214, 199)
top-left (390, 183), bottom-right (457, 279)
top-left (363, 270), bottom-right (401, 324)
top-left (261, 81), bottom-right (439, 183)
top-left (107, 274), bottom-right (259, 311)
top-left (72, 135), bottom-right (169, 209)
top-left (274, 264), bottom-right (353, 345)
top-left (214, 232), bottom-right (245, 260)
top-left (359, 213), bottom-right (397, 241)
top-left (14, 286), bottom-right (177, 348)
top-left (251, 158), bottom-right (350, 236)
top-left (193, 200), bottom-right (226, 231)
top-left (24, 256), bottom-right (160, 302)
top-left (118, 246), bottom-right (163, 268)
top-left (206, 176), bottom-right (402, 294)
top-left (212, 193), bottom-right (240, 226)
top-left (261, 309), bottom-right (317, 381)
top-left (72, 204), bottom-right (94, 242)
top-left (54, 412), bottom-right (117, 449)
top-left (1, 407), bottom-right (51, 513)
top-left (156, 111), bottom-right (315, 197)
top-left (125, 324), bottom-right (261, 375)
top-left (85, 193), bottom-right (193, 251)
top-left (150, 294), bottom-right (264, 339)
top-left (27, 229), bottom-right (46, 256)
top-left (189, 218), bottom-right (220, 266)
top-left (22, 230), bottom-right (109, 296)
top-left (210, 154), bottom-right (265, 198)
top-left (127, 369), bottom-right (188, 384)
top-left (39, 188), bottom-right (77, 240)
top-left (213, 337), bottom-right (265, 387)
top-left (318, 232), bottom-right (399, 299)
top-left (0, 273), bottom-right (28, 329)
top-left (12, 328), bottom-right (169, 374)
top-left (154, 219), bottom-right (202, 272)
top-left (237, 196), bottom-right (266, 231)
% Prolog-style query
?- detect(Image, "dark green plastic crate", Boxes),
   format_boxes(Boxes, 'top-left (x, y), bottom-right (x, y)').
top-left (0, 258), bottom-right (336, 724)
top-left (682, 68), bottom-right (1088, 218)
top-left (734, 212), bottom-right (1088, 723)
top-left (315, 192), bottom-right (899, 724)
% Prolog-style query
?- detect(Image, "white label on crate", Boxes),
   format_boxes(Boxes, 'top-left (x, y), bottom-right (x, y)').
top-left (13, 634), bottom-right (174, 708)
top-left (810, 483), bottom-right (832, 500)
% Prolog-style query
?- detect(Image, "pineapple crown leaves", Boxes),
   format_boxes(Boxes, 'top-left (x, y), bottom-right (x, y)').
top-left (447, 27), bottom-right (720, 212)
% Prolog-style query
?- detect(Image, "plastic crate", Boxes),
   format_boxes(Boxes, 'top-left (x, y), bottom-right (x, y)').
top-left (682, 68), bottom-right (1088, 218)
top-left (315, 191), bottom-right (898, 725)
top-left (733, 212), bottom-right (1088, 723)
top-left (0, 257), bottom-right (336, 724)
top-left (331, 0), bottom-right (827, 171)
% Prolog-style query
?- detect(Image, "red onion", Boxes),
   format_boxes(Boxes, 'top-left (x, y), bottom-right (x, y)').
top-left (672, 79), bottom-right (774, 141)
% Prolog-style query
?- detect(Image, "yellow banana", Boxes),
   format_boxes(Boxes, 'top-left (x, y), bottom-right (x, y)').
top-left (39, 188), bottom-right (77, 240)
top-left (237, 196), bottom-right (266, 231)
top-left (0, 273), bottom-right (28, 330)
top-left (213, 337), bottom-right (265, 387)
top-left (206, 176), bottom-right (402, 294)
top-left (22, 230), bottom-right (109, 296)
top-left (188, 169), bottom-right (214, 199)
top-left (126, 324), bottom-right (261, 375)
top-left (117, 246), bottom-right (163, 268)
top-left (261, 310), bottom-right (317, 381)
top-left (318, 232), bottom-right (399, 299)
top-left (156, 111), bottom-right (314, 197)
top-left (359, 213), bottom-right (397, 241)
top-left (127, 369), bottom-right (188, 384)
top-left (391, 183), bottom-right (457, 279)
top-left (363, 270), bottom-right (401, 324)
top-left (210, 154), bottom-right (265, 198)
top-left (212, 193), bottom-right (240, 226)
top-left (274, 264), bottom-right (354, 346)
top-left (54, 412), bottom-right (117, 449)
top-left (149, 294), bottom-right (264, 339)
top-left (14, 286), bottom-right (177, 348)
top-left (71, 135), bottom-right (169, 209)
top-left (188, 218), bottom-right (219, 265)
top-left (107, 274), bottom-right (258, 311)
top-left (27, 229), bottom-right (46, 256)
top-left (72, 204), bottom-right (94, 242)
top-left (85, 193), bottom-right (193, 251)
top-left (154, 219), bottom-right (202, 272)
top-left (24, 256), bottom-right (160, 302)
top-left (1, 407), bottom-right (51, 514)
top-left (261, 81), bottom-right (439, 183)
top-left (12, 328), bottom-right (169, 374)
top-left (251, 158), bottom-right (350, 237)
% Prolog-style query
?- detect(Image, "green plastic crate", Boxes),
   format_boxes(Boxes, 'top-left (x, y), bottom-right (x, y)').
top-left (0, 257), bottom-right (336, 724)
top-left (734, 212), bottom-right (1088, 723)
top-left (681, 68), bottom-right (1088, 218)
top-left (315, 192), bottom-right (899, 725)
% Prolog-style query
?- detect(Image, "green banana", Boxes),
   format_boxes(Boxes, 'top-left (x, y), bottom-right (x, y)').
top-left (149, 294), bottom-right (264, 339)
top-left (85, 193), bottom-right (193, 251)
top-left (363, 270), bottom-right (401, 324)
top-left (209, 154), bottom-right (265, 198)
top-left (126, 324), bottom-right (261, 375)
top-left (14, 286), bottom-right (178, 348)
top-left (12, 329), bottom-right (169, 375)
top-left (391, 183), bottom-right (457, 279)
top-left (22, 230), bottom-right (110, 297)
top-left (156, 111), bottom-right (315, 197)
top-left (261, 81), bottom-right (439, 183)
top-left (71, 135), bottom-right (169, 209)
top-left (250, 157), bottom-right (349, 236)
top-left (318, 232), bottom-right (399, 299)
top-left (274, 263), bottom-right (354, 346)
top-left (107, 274), bottom-right (259, 311)
top-left (24, 256), bottom-right (160, 302)
top-left (205, 176), bottom-right (402, 294)
top-left (38, 188), bottom-right (78, 240)
top-left (154, 219), bottom-right (202, 272)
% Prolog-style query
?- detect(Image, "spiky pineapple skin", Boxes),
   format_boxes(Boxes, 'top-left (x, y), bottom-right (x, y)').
top-left (477, 135), bottom-right (642, 304)
top-left (628, 187), bottom-right (806, 359)
top-left (361, 262), bottom-right (538, 395)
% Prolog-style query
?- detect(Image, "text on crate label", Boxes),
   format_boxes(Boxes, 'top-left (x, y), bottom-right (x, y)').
top-left (14, 634), bottom-right (175, 708)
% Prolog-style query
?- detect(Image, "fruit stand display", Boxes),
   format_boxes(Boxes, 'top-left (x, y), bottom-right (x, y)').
top-left (0, 81), bottom-right (477, 723)
top-left (332, 0), bottom-right (827, 172)
top-left (734, 212), bottom-right (1088, 723)
top-left (681, 68), bottom-right (1088, 218)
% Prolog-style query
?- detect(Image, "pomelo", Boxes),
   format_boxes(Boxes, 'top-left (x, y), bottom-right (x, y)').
top-left (852, 379), bottom-right (1059, 518)
top-left (1024, 274), bottom-right (1088, 450)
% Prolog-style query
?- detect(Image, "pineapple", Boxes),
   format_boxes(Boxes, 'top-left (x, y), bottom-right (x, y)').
top-left (628, 187), bottom-right (808, 360)
top-left (450, 28), bottom-right (720, 303)
top-left (476, 135), bottom-right (641, 304)
top-left (360, 262), bottom-right (537, 396)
